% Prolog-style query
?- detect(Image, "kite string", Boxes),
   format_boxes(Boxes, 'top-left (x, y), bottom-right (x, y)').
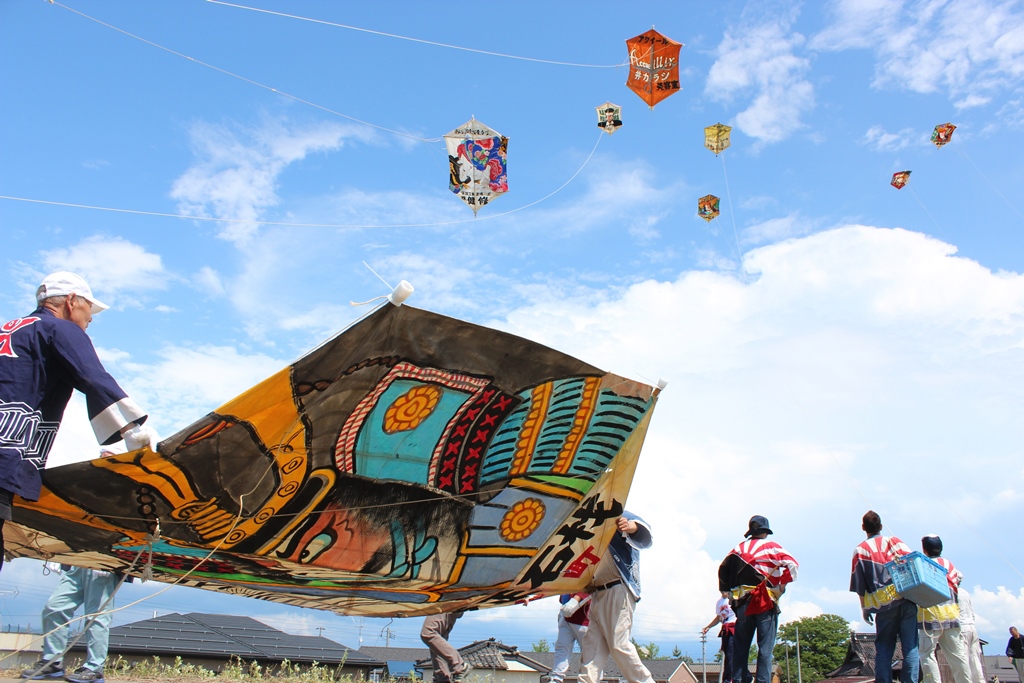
top-left (952, 136), bottom-right (1024, 225)
top-left (1, 547), bottom-right (145, 668)
top-left (474, 132), bottom-right (603, 219)
top-left (206, 0), bottom-right (628, 69)
top-left (2, 450), bottom-right (282, 667)
top-left (907, 186), bottom-right (949, 243)
top-left (719, 154), bottom-right (744, 266)
top-left (47, 1), bottom-right (441, 143)
top-left (0, 133), bottom-right (602, 229)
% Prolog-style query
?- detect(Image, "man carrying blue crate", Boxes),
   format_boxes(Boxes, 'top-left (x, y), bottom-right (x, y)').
top-left (918, 535), bottom-right (971, 683)
top-left (850, 510), bottom-right (919, 683)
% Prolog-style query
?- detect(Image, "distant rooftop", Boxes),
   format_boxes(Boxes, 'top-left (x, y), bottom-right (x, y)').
top-left (70, 612), bottom-right (377, 665)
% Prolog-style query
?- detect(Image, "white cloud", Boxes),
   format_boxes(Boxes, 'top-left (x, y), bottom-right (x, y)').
top-left (705, 6), bottom-right (815, 144)
top-left (862, 125), bottom-right (920, 152)
top-left (743, 213), bottom-right (810, 245)
top-left (969, 586), bottom-right (1024, 635)
top-left (194, 266), bottom-right (225, 297)
top-left (118, 344), bottom-right (287, 435)
top-left (171, 117), bottom-right (373, 243)
top-left (492, 224), bottom-right (1024, 639)
top-left (955, 94), bottom-right (992, 110)
top-left (814, 0), bottom-right (1024, 99)
top-left (40, 236), bottom-right (168, 308)
top-left (200, 156), bottom-right (680, 339)
top-left (27, 223), bottom-right (1024, 647)
top-left (46, 342), bottom-right (287, 465)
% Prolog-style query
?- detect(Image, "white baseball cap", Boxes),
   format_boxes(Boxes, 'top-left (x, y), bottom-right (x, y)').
top-left (36, 272), bottom-right (109, 314)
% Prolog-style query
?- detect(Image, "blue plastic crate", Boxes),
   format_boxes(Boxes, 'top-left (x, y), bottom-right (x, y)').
top-left (885, 551), bottom-right (950, 608)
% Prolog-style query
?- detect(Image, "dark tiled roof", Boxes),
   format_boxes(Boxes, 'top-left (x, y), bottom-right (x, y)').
top-left (412, 639), bottom-right (547, 672)
top-left (828, 632), bottom-right (905, 679)
top-left (645, 660), bottom-right (690, 679)
top-left (461, 639), bottom-right (514, 670)
top-left (985, 656), bottom-right (1019, 683)
top-left (71, 612), bottom-right (374, 665)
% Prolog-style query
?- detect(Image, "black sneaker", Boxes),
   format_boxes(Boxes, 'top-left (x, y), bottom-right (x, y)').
top-left (64, 668), bottom-right (104, 683)
top-left (21, 660), bottom-right (63, 680)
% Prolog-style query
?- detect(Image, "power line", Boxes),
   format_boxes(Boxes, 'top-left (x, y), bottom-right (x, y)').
top-left (48, 1), bottom-right (441, 143)
top-left (206, 0), bottom-right (629, 69)
top-left (0, 133), bottom-right (602, 229)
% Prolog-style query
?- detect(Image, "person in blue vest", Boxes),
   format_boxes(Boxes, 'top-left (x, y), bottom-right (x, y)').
top-left (578, 512), bottom-right (654, 683)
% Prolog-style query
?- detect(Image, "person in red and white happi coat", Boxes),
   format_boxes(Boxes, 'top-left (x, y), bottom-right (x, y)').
top-left (718, 515), bottom-right (798, 683)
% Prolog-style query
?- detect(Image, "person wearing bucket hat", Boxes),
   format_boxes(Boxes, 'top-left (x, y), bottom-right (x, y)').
top-left (718, 515), bottom-right (798, 683)
top-left (850, 511), bottom-right (917, 683)
top-left (918, 535), bottom-right (971, 683)
top-left (0, 272), bottom-right (159, 568)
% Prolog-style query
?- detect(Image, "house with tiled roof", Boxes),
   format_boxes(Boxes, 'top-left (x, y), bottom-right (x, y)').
top-left (512, 650), bottom-right (699, 683)
top-left (414, 638), bottom-right (548, 683)
top-left (826, 632), bottom-right (989, 683)
top-left (413, 638), bottom-right (552, 683)
top-left (73, 613), bottom-right (377, 677)
top-left (687, 661), bottom-right (760, 683)
top-left (984, 655), bottom-right (1016, 683)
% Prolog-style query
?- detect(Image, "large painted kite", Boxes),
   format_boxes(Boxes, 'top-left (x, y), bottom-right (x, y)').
top-left (7, 304), bottom-right (658, 617)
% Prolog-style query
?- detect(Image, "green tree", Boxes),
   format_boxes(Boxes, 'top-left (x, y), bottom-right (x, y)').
top-left (532, 638), bottom-right (551, 653)
top-left (672, 646), bottom-right (682, 658)
top-left (631, 639), bottom-right (661, 660)
top-left (772, 614), bottom-right (850, 683)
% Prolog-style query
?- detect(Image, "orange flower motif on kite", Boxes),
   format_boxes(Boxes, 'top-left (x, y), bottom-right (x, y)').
top-left (698, 194), bottom-right (720, 222)
top-left (931, 123), bottom-right (956, 148)
top-left (704, 123), bottom-right (731, 155)
top-left (625, 28), bottom-right (683, 109)
top-left (445, 117), bottom-right (509, 215)
top-left (596, 102), bottom-right (623, 134)
top-left (891, 171), bottom-right (911, 190)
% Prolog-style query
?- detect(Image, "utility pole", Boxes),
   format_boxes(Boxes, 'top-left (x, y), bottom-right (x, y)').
top-left (795, 624), bottom-right (803, 683)
top-left (785, 643), bottom-right (791, 683)
top-left (316, 627), bottom-right (325, 637)
top-left (700, 630), bottom-right (707, 683)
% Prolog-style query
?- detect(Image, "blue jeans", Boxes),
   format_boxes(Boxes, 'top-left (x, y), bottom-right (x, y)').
top-left (732, 603), bottom-right (777, 683)
top-left (874, 600), bottom-right (920, 683)
top-left (42, 567), bottom-right (120, 672)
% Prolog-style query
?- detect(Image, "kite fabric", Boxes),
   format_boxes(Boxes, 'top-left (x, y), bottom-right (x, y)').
top-left (625, 29), bottom-right (683, 109)
top-left (698, 194), bottom-right (720, 222)
top-left (931, 123), bottom-right (956, 148)
top-left (704, 123), bottom-right (731, 155)
top-left (596, 102), bottom-right (623, 135)
top-left (8, 304), bottom-right (658, 617)
top-left (891, 171), bottom-right (911, 190)
top-left (445, 117), bottom-right (508, 215)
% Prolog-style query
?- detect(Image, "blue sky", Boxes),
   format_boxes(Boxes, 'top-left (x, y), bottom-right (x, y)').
top-left (3, 0), bottom-right (1024, 660)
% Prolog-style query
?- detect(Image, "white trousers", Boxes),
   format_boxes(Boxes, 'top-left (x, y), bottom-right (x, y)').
top-left (579, 584), bottom-right (652, 683)
top-left (920, 626), bottom-right (971, 683)
top-left (960, 627), bottom-right (985, 683)
top-left (551, 615), bottom-right (587, 683)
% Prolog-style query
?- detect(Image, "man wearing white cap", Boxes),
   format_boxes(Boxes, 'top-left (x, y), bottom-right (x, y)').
top-left (0, 272), bottom-right (158, 565)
